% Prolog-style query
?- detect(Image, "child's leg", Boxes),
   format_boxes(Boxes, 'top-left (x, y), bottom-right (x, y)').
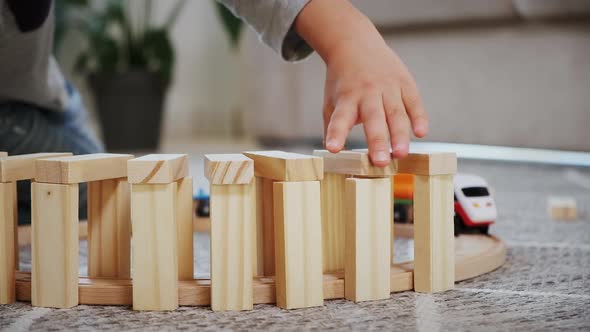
top-left (0, 83), bottom-right (104, 224)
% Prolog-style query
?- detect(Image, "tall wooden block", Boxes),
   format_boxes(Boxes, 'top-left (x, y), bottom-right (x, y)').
top-left (273, 181), bottom-right (323, 309)
top-left (344, 178), bottom-right (391, 302)
top-left (413, 175), bottom-right (455, 293)
top-left (0, 182), bottom-right (17, 304)
top-left (320, 173), bottom-right (347, 272)
top-left (31, 182), bottom-right (79, 308)
top-left (87, 178), bottom-right (131, 278)
top-left (210, 183), bottom-right (254, 311)
top-left (127, 154), bottom-right (188, 184)
top-left (131, 183), bottom-right (179, 311)
top-left (176, 176), bottom-right (194, 280)
top-left (256, 177), bottom-right (275, 276)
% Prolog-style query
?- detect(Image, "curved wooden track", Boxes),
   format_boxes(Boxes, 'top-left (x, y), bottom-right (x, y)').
top-left (14, 223), bottom-right (506, 306)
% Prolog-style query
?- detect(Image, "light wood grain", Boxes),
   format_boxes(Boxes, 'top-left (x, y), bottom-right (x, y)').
top-left (176, 177), bottom-right (194, 280)
top-left (130, 183), bottom-right (179, 310)
top-left (396, 153), bottom-right (457, 175)
top-left (0, 152), bottom-right (6, 158)
top-left (344, 178), bottom-right (391, 302)
top-left (314, 150), bottom-right (397, 177)
top-left (35, 154), bottom-right (133, 184)
top-left (205, 154), bottom-right (254, 185)
top-left (243, 151), bottom-right (323, 181)
top-left (548, 196), bottom-right (578, 220)
top-left (320, 173), bottom-right (347, 272)
top-left (0, 153), bottom-right (72, 182)
top-left (0, 182), bottom-right (17, 304)
top-left (31, 182), bottom-right (79, 308)
top-left (210, 183), bottom-right (254, 311)
top-left (413, 175), bottom-right (455, 293)
top-left (258, 177), bottom-right (275, 276)
top-left (273, 181), bottom-right (323, 309)
top-left (14, 235), bottom-right (507, 306)
top-left (87, 178), bottom-right (131, 278)
top-left (127, 154), bottom-right (188, 184)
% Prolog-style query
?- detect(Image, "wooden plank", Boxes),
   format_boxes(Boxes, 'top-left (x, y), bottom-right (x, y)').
top-left (176, 177), bottom-right (194, 280)
top-left (205, 154), bottom-right (254, 185)
top-left (314, 150), bottom-right (397, 177)
top-left (0, 152), bottom-right (6, 158)
top-left (344, 178), bottom-right (391, 302)
top-left (254, 177), bottom-right (276, 276)
top-left (0, 153), bottom-right (73, 182)
top-left (31, 182), bottom-right (79, 308)
top-left (320, 173), bottom-right (347, 272)
top-left (131, 183), bottom-right (179, 310)
top-left (0, 182), bottom-right (17, 304)
top-left (273, 181), bottom-right (323, 309)
top-left (127, 154), bottom-right (188, 184)
top-left (36, 154), bottom-right (133, 184)
top-left (397, 153), bottom-right (457, 175)
top-left (242, 151), bottom-right (323, 181)
top-left (210, 183), bottom-right (254, 311)
top-left (87, 178), bottom-right (131, 278)
top-left (413, 175), bottom-right (455, 293)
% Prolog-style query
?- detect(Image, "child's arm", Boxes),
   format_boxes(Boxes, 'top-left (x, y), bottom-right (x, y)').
top-left (294, 0), bottom-right (428, 165)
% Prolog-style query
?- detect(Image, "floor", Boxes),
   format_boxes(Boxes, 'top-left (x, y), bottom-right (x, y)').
top-left (1, 154), bottom-right (589, 331)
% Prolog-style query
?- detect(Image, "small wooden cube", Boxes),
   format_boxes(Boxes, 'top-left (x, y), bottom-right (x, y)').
top-left (548, 197), bottom-right (577, 220)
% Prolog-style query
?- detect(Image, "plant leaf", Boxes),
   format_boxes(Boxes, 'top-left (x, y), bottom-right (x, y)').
top-left (141, 28), bottom-right (174, 82)
top-left (214, 2), bottom-right (243, 49)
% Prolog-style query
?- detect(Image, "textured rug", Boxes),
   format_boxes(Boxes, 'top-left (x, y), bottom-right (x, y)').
top-left (1, 159), bottom-right (589, 331)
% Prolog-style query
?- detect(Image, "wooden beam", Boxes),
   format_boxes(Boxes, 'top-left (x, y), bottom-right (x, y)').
top-left (0, 153), bottom-right (73, 182)
top-left (256, 177), bottom-right (275, 276)
top-left (205, 154), bottom-right (254, 185)
top-left (31, 182), bottom-right (79, 308)
top-left (0, 182), bottom-right (17, 304)
top-left (273, 181), bottom-right (323, 309)
top-left (413, 175), bottom-right (455, 293)
top-left (87, 178), bottom-right (131, 278)
top-left (176, 177), bottom-right (194, 280)
top-left (127, 154), bottom-right (188, 184)
top-left (130, 182), bottom-right (179, 311)
top-left (397, 153), bottom-right (457, 175)
top-left (314, 150), bottom-right (397, 177)
top-left (242, 151), bottom-right (323, 181)
top-left (210, 183), bottom-right (254, 311)
top-left (0, 152), bottom-right (6, 158)
top-left (35, 154), bottom-right (133, 184)
top-left (344, 178), bottom-right (391, 302)
top-left (320, 173), bottom-right (347, 272)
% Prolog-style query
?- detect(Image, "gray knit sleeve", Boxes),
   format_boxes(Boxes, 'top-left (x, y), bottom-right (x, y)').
top-left (217, 0), bottom-right (314, 61)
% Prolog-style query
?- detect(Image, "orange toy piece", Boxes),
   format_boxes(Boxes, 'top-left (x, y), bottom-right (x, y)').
top-left (393, 173), bottom-right (414, 200)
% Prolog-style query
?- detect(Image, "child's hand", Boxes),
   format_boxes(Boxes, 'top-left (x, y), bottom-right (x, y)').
top-left (295, 0), bottom-right (428, 166)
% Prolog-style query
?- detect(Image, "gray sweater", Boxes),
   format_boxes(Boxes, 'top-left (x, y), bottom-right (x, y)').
top-left (0, 0), bottom-right (312, 112)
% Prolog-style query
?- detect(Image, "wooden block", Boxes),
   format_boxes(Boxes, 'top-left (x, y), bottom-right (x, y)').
top-left (314, 150), bottom-right (397, 177)
top-left (87, 178), bottom-right (131, 278)
top-left (130, 182), bottom-right (179, 310)
top-left (344, 178), bottom-right (391, 302)
top-left (256, 177), bottom-right (275, 276)
top-left (36, 153), bottom-right (133, 184)
top-left (396, 153), bottom-right (457, 175)
top-left (413, 175), bottom-right (455, 293)
top-left (320, 173), bottom-right (347, 272)
top-left (0, 153), bottom-right (73, 182)
top-left (0, 152), bottom-right (6, 158)
top-left (205, 154), bottom-right (254, 185)
top-left (242, 151), bottom-right (323, 181)
top-left (0, 182), bottom-right (17, 304)
top-left (548, 196), bottom-right (578, 220)
top-left (127, 154), bottom-right (188, 184)
top-left (252, 178), bottom-right (263, 277)
top-left (210, 183), bottom-right (254, 311)
top-left (176, 177), bottom-right (194, 280)
top-left (273, 181), bottom-right (323, 309)
top-left (31, 182), bottom-right (79, 308)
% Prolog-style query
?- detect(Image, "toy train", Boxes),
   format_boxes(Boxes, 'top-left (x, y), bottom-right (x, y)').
top-left (394, 173), bottom-right (497, 235)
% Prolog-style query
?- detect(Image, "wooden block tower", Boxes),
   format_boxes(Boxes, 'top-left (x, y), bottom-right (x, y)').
top-left (315, 150), bottom-right (395, 302)
top-left (0, 153), bottom-right (72, 304)
top-left (243, 151), bottom-right (324, 309)
top-left (33, 153), bottom-right (132, 308)
top-left (205, 154), bottom-right (255, 311)
top-left (127, 154), bottom-right (192, 311)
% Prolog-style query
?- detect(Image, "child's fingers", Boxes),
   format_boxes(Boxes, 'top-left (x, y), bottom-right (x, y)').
top-left (325, 99), bottom-right (357, 153)
top-left (401, 82), bottom-right (429, 138)
top-left (322, 103), bottom-right (333, 144)
top-left (383, 90), bottom-right (410, 158)
top-left (360, 94), bottom-right (391, 167)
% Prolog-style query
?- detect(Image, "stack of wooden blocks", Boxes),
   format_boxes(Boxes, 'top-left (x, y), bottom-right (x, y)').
top-left (0, 149), bottom-right (457, 311)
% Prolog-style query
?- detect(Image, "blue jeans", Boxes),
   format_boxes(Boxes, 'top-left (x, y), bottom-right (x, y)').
top-left (0, 83), bottom-right (104, 224)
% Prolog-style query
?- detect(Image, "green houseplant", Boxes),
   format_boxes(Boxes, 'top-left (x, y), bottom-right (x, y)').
top-left (58, 0), bottom-right (243, 151)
